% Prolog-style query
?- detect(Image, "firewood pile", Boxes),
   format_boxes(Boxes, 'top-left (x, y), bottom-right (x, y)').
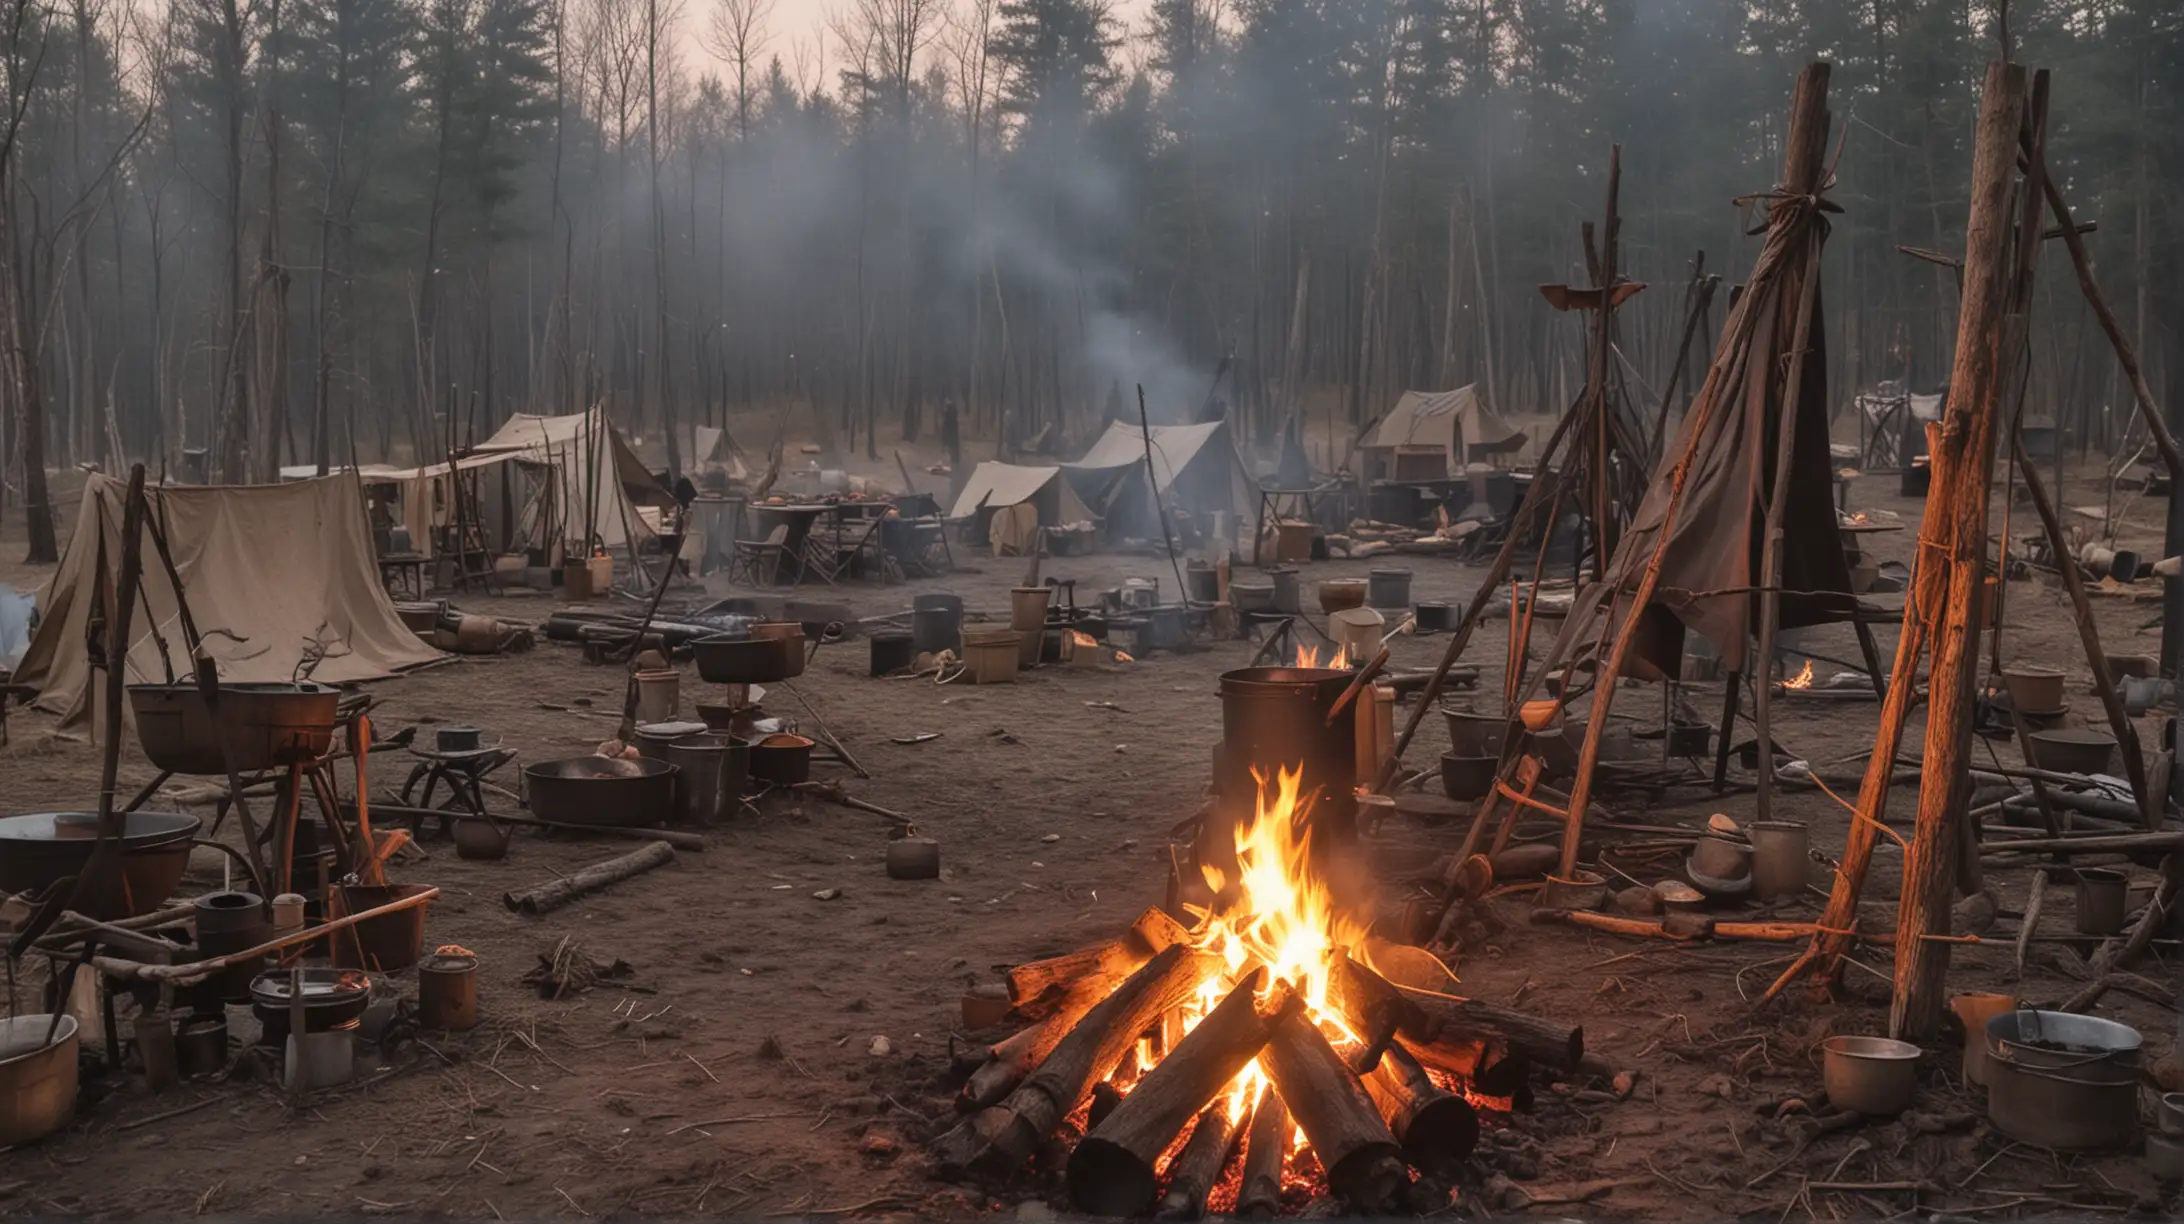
top-left (931, 770), bottom-right (1584, 1217)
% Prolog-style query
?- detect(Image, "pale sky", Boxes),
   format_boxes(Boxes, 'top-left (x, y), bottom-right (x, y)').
top-left (678, 0), bottom-right (1158, 94)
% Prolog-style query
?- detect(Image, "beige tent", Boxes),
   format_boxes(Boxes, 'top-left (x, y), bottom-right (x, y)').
top-left (948, 462), bottom-right (1097, 556)
top-left (1359, 386), bottom-right (1523, 481)
top-left (14, 473), bottom-right (444, 735)
top-left (1064, 420), bottom-right (1257, 538)
top-left (287, 409), bottom-right (676, 563)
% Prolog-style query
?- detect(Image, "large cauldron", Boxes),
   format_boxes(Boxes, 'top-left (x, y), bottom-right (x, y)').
top-left (1215, 667), bottom-right (1358, 852)
top-left (0, 811), bottom-right (202, 919)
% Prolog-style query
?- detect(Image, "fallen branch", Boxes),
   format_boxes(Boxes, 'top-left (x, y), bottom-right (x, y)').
top-left (505, 842), bottom-right (676, 915)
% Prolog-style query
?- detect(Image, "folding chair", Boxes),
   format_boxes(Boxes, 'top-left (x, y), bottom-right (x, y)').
top-left (835, 515), bottom-right (895, 583)
top-left (727, 525), bottom-right (791, 588)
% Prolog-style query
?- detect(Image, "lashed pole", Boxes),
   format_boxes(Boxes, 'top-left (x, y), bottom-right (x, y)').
top-left (1888, 61), bottom-right (2029, 1041)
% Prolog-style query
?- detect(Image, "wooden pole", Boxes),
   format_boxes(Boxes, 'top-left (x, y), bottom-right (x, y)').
top-left (1753, 235), bottom-right (1828, 823)
top-left (1773, 420), bottom-right (1956, 1001)
top-left (2011, 434), bottom-right (2155, 826)
top-left (1890, 60), bottom-right (2029, 1042)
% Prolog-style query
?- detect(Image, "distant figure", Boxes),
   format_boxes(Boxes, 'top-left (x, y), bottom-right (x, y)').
top-left (673, 475), bottom-right (698, 507)
top-left (941, 399), bottom-right (961, 469)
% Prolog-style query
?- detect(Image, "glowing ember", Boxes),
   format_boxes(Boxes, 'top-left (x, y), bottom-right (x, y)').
top-left (1783, 659), bottom-right (1815, 690)
top-left (1293, 642), bottom-right (1350, 670)
top-left (1070, 630), bottom-right (1098, 649)
top-left (1112, 649), bottom-right (1135, 664)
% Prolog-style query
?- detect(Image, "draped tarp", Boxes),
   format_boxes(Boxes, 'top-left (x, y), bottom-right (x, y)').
top-left (14, 473), bottom-right (444, 735)
top-left (946, 462), bottom-right (1096, 524)
top-left (1535, 225), bottom-right (1853, 681)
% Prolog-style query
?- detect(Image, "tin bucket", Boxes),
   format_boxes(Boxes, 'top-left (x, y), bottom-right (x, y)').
top-left (1747, 821), bottom-right (1810, 902)
top-left (635, 670), bottom-right (680, 725)
top-left (665, 733), bottom-right (735, 826)
top-left (418, 952), bottom-right (480, 1032)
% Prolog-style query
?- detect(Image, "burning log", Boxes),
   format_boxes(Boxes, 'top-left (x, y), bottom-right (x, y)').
top-left (932, 943), bottom-right (1218, 1179)
top-left (1155, 1100), bottom-right (1249, 1221)
top-left (1260, 1006), bottom-right (1409, 1213)
top-left (1330, 953), bottom-right (1583, 1072)
top-left (1006, 906), bottom-right (1188, 1014)
top-left (959, 908), bottom-right (1192, 1111)
top-left (1069, 970), bottom-right (1294, 1215)
top-left (1236, 1087), bottom-right (1288, 1219)
top-left (1363, 1042), bottom-right (1480, 1170)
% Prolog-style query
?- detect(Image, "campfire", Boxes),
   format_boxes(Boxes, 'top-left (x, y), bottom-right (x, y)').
top-left (1068, 629), bottom-right (1134, 666)
top-left (935, 767), bottom-right (1580, 1215)
top-left (1781, 659), bottom-right (1815, 690)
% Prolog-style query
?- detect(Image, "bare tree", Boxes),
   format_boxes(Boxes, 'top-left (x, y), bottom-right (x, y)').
top-left (701, 0), bottom-right (768, 140)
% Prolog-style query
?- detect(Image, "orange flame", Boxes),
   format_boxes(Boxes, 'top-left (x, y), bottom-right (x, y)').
top-left (1070, 630), bottom-right (1097, 648)
top-left (1783, 660), bottom-right (1815, 690)
top-left (1112, 649), bottom-right (1135, 663)
top-left (1176, 764), bottom-right (1370, 1118)
top-left (1293, 642), bottom-right (1351, 670)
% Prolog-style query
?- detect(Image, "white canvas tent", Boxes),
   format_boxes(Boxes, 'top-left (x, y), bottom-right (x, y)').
top-left (948, 462), bottom-right (1098, 556)
top-left (1064, 420), bottom-right (1257, 538)
top-left (13, 473), bottom-right (444, 735)
top-left (1359, 386), bottom-right (1523, 481)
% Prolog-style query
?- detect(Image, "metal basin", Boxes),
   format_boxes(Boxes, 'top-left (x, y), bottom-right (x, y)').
top-left (0, 811), bottom-right (202, 919)
top-left (128, 682), bottom-right (340, 775)
top-left (524, 756), bottom-right (677, 828)
top-left (0, 1015), bottom-right (78, 1146)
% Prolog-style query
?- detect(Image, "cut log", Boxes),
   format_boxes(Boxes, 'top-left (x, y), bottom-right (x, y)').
top-left (1155, 1100), bottom-right (1248, 1221)
top-left (1006, 906), bottom-right (1189, 1011)
top-left (931, 943), bottom-right (1217, 1179)
top-left (1364, 1041), bottom-right (1480, 1169)
top-left (1071, 972), bottom-right (1290, 1215)
top-left (503, 841), bottom-right (676, 915)
top-left (1236, 1086), bottom-right (1288, 1220)
top-left (959, 1018), bottom-right (1058, 1112)
top-left (1261, 1006), bottom-right (1408, 1213)
top-left (1330, 953), bottom-right (1581, 1071)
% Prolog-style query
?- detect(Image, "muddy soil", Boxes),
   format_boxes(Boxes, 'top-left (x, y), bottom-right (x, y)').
top-left (0, 456), bottom-right (2178, 1220)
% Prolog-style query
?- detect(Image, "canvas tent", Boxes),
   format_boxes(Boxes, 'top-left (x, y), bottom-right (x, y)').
top-left (1358, 386), bottom-right (1524, 482)
top-left (13, 473), bottom-right (444, 734)
top-left (285, 409), bottom-right (675, 564)
top-left (948, 462), bottom-right (1097, 555)
top-left (1064, 420), bottom-right (1257, 538)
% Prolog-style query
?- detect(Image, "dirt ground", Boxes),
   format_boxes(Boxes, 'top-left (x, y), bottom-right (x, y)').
top-left (2, 453), bottom-right (2181, 1220)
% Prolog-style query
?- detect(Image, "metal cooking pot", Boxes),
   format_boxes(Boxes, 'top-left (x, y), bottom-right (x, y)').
top-left (1214, 668), bottom-right (1358, 857)
top-left (748, 734), bottom-right (814, 785)
top-left (127, 682), bottom-right (340, 775)
top-left (1985, 1009), bottom-right (2142, 1150)
top-left (0, 812), bottom-right (202, 920)
top-left (523, 756), bottom-right (677, 828)
top-left (250, 968), bottom-right (372, 1045)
